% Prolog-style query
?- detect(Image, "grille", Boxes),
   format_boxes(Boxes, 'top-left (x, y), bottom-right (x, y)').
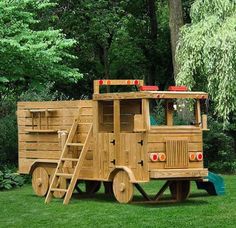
top-left (165, 140), bottom-right (188, 169)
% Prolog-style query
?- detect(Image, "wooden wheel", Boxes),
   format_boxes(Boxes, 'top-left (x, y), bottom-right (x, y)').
top-left (49, 175), bottom-right (67, 198)
top-left (75, 180), bottom-right (101, 194)
top-left (169, 180), bottom-right (190, 201)
top-left (32, 167), bottom-right (49, 197)
top-left (113, 171), bottom-right (134, 203)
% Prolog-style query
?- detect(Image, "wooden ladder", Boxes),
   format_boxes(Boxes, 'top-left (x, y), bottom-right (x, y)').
top-left (45, 114), bottom-right (93, 205)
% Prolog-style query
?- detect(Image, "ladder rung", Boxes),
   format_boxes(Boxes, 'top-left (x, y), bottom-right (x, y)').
top-left (67, 143), bottom-right (84, 147)
top-left (77, 123), bottom-right (92, 125)
top-left (56, 173), bottom-right (73, 178)
top-left (61, 158), bottom-right (78, 162)
top-left (51, 188), bottom-right (67, 192)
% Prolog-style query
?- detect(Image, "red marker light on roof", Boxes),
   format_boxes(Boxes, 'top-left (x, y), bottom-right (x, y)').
top-left (107, 80), bottom-right (111, 85)
top-left (127, 80), bottom-right (131, 85)
top-left (168, 86), bottom-right (188, 91)
top-left (134, 80), bottom-right (139, 85)
top-left (99, 80), bottom-right (103, 85)
top-left (140, 86), bottom-right (159, 91)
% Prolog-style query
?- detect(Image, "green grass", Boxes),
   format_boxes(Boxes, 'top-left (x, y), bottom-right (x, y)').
top-left (0, 175), bottom-right (236, 228)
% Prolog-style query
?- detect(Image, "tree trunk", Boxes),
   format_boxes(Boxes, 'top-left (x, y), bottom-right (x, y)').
top-left (146, 0), bottom-right (158, 86)
top-left (168, 0), bottom-right (184, 79)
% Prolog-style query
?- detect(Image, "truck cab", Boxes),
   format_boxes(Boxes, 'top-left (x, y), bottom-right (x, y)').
top-left (93, 80), bottom-right (208, 201)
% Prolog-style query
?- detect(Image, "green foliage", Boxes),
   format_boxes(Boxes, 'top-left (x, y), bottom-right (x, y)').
top-left (176, 0), bottom-right (236, 123)
top-left (204, 116), bottom-right (236, 173)
top-left (0, 167), bottom-right (24, 190)
top-left (0, 83), bottom-right (66, 165)
top-left (0, 0), bottom-right (81, 94)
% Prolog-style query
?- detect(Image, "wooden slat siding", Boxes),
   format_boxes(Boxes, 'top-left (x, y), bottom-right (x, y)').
top-left (17, 100), bottom-right (92, 109)
top-left (165, 140), bottom-right (189, 169)
top-left (17, 107), bottom-right (93, 118)
top-left (19, 151), bottom-right (60, 159)
top-left (147, 142), bottom-right (202, 152)
top-left (18, 116), bottom-right (92, 126)
top-left (148, 134), bottom-right (202, 143)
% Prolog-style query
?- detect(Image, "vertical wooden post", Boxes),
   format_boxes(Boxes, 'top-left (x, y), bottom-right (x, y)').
top-left (195, 100), bottom-right (201, 127)
top-left (166, 100), bottom-right (173, 126)
top-left (142, 99), bottom-right (150, 131)
top-left (46, 109), bottom-right (49, 129)
top-left (93, 100), bottom-right (99, 178)
top-left (114, 100), bottom-right (121, 165)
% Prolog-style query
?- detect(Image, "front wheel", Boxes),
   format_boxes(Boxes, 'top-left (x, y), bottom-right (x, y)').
top-left (113, 170), bottom-right (134, 203)
top-left (32, 167), bottom-right (49, 196)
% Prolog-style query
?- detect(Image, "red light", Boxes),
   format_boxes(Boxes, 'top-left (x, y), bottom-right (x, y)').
top-left (196, 152), bottom-right (203, 161)
top-left (140, 86), bottom-right (159, 91)
top-left (134, 80), bottom-right (139, 85)
top-left (99, 80), bottom-right (103, 85)
top-left (168, 86), bottom-right (188, 91)
top-left (150, 153), bottom-right (158, 162)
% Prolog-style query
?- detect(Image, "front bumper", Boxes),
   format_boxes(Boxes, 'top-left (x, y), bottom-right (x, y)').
top-left (150, 168), bottom-right (208, 180)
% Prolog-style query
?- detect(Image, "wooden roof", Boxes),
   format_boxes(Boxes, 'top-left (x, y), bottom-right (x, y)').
top-left (93, 91), bottom-right (208, 100)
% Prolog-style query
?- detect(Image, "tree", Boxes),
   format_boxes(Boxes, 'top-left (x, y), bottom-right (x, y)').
top-left (0, 0), bottom-right (81, 98)
top-left (176, 0), bottom-right (236, 123)
top-left (168, 0), bottom-right (184, 79)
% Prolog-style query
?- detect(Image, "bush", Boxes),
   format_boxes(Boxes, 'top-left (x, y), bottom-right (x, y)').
top-left (0, 167), bottom-right (24, 190)
top-left (203, 116), bottom-right (236, 173)
top-left (0, 82), bottom-right (67, 166)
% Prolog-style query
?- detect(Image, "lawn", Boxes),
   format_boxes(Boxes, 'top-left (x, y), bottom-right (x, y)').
top-left (0, 175), bottom-right (235, 227)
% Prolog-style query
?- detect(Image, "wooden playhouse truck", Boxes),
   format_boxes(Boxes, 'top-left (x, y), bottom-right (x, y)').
top-left (17, 80), bottom-right (209, 204)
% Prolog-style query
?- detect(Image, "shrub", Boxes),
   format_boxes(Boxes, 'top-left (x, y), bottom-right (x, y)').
top-left (203, 116), bottom-right (236, 173)
top-left (0, 167), bottom-right (24, 190)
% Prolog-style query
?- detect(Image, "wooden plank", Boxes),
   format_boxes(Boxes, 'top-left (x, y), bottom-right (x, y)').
top-left (147, 142), bottom-right (202, 152)
top-left (19, 142), bottom-right (60, 151)
top-left (17, 100), bottom-right (92, 109)
top-left (19, 133), bottom-right (59, 142)
top-left (17, 108), bottom-right (92, 118)
top-left (147, 134), bottom-right (202, 143)
top-left (93, 91), bottom-right (208, 101)
top-left (150, 168), bottom-right (208, 179)
top-left (114, 100), bottom-right (121, 165)
top-left (18, 116), bottom-right (93, 126)
top-left (19, 151), bottom-right (60, 159)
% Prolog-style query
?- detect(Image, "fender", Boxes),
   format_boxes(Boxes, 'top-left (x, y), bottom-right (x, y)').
top-left (108, 166), bottom-right (138, 183)
top-left (29, 159), bottom-right (58, 175)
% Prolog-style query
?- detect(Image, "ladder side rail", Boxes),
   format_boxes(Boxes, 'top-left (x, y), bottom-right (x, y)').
top-left (45, 108), bottom-right (81, 204)
top-left (63, 124), bottom-right (93, 204)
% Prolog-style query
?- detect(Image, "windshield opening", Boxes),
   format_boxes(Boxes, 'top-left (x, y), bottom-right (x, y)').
top-left (150, 99), bottom-right (200, 127)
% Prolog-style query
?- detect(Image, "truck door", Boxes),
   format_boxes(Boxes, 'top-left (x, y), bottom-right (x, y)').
top-left (120, 133), bottom-right (147, 181)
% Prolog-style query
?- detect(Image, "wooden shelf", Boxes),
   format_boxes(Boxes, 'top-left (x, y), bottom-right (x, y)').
top-left (26, 129), bottom-right (58, 133)
top-left (29, 109), bottom-right (57, 113)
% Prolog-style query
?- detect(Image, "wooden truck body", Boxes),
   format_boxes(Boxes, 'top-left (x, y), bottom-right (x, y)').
top-left (17, 80), bottom-right (209, 204)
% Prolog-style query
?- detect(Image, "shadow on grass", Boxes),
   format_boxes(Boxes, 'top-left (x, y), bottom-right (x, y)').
top-left (26, 191), bottom-right (210, 208)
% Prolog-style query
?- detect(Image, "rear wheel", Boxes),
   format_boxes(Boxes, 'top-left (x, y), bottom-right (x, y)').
top-left (75, 180), bottom-right (101, 194)
top-left (32, 167), bottom-right (49, 196)
top-left (113, 170), bottom-right (134, 203)
top-left (49, 175), bottom-right (67, 198)
top-left (169, 180), bottom-right (190, 201)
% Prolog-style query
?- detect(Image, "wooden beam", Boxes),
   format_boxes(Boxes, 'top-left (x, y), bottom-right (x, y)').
top-left (114, 100), bottom-right (121, 165)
